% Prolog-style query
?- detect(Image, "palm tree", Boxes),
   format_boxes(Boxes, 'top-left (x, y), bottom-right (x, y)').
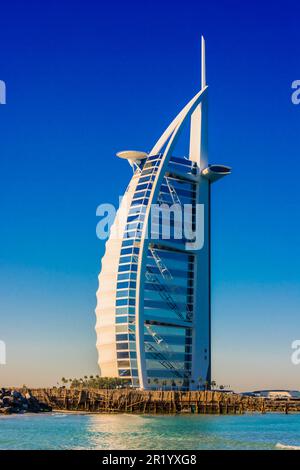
top-left (198, 377), bottom-right (203, 390)
top-left (211, 380), bottom-right (217, 390)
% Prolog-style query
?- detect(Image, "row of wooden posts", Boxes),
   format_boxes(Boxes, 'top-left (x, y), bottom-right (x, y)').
top-left (23, 388), bottom-right (300, 414)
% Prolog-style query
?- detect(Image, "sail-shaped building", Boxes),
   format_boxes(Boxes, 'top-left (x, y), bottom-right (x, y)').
top-left (95, 38), bottom-right (231, 390)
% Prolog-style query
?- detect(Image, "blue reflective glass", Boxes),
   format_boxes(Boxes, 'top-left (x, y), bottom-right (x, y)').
top-left (116, 289), bottom-right (136, 299)
top-left (127, 214), bottom-right (145, 223)
top-left (147, 154), bottom-right (161, 160)
top-left (138, 176), bottom-right (155, 184)
top-left (116, 290), bottom-right (128, 299)
top-left (116, 334), bottom-right (128, 342)
top-left (129, 206), bottom-right (147, 215)
top-left (122, 239), bottom-right (134, 247)
top-left (116, 343), bottom-right (128, 350)
top-left (131, 196), bottom-right (149, 204)
top-left (119, 256), bottom-right (134, 264)
top-left (136, 182), bottom-right (153, 191)
top-left (117, 282), bottom-right (129, 290)
top-left (116, 316), bottom-right (128, 324)
top-left (141, 169), bottom-right (156, 176)
top-left (136, 189), bottom-right (151, 198)
top-left (169, 156), bottom-right (193, 166)
top-left (117, 272), bottom-right (137, 281)
top-left (117, 281), bottom-right (136, 290)
top-left (120, 264), bottom-right (137, 273)
top-left (118, 369), bottom-right (131, 377)
top-left (117, 352), bottom-right (129, 359)
top-left (146, 370), bottom-right (189, 378)
top-left (120, 247), bottom-right (134, 255)
top-left (117, 273), bottom-right (131, 281)
top-left (116, 298), bottom-right (135, 306)
top-left (126, 219), bottom-right (144, 227)
top-left (118, 264), bottom-right (137, 273)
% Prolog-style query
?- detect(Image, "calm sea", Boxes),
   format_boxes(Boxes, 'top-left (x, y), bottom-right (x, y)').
top-left (0, 413), bottom-right (300, 450)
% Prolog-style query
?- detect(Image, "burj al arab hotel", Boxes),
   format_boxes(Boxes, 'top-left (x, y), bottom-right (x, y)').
top-left (95, 38), bottom-right (231, 390)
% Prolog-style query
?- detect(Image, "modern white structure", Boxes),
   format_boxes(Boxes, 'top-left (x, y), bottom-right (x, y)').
top-left (95, 38), bottom-right (231, 389)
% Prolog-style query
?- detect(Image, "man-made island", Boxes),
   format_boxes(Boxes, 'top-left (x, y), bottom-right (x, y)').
top-left (4, 388), bottom-right (299, 415)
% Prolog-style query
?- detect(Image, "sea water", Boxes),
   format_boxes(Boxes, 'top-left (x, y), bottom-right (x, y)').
top-left (0, 413), bottom-right (300, 450)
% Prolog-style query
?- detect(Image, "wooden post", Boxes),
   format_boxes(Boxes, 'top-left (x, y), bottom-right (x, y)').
top-left (285, 402), bottom-right (289, 414)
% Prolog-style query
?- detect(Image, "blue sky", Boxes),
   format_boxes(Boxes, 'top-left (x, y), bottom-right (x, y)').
top-left (0, 0), bottom-right (300, 390)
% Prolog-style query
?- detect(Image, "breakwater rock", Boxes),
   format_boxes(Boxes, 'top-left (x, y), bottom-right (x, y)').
top-left (0, 389), bottom-right (52, 415)
top-left (21, 388), bottom-right (300, 414)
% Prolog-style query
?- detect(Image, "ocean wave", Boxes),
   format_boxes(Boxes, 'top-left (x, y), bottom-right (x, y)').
top-left (276, 442), bottom-right (300, 450)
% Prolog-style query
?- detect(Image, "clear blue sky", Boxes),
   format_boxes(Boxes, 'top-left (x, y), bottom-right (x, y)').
top-left (0, 0), bottom-right (300, 390)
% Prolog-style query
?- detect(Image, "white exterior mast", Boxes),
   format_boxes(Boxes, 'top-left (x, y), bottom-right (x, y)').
top-left (201, 35), bottom-right (206, 88)
top-left (189, 36), bottom-right (208, 169)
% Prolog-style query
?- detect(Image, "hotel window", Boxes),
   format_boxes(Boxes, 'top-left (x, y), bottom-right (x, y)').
top-left (116, 306), bottom-right (135, 315)
top-left (118, 264), bottom-right (137, 273)
top-left (116, 334), bottom-right (129, 342)
top-left (117, 281), bottom-right (136, 290)
top-left (117, 273), bottom-right (137, 281)
top-left (115, 325), bottom-right (128, 333)
top-left (116, 343), bottom-right (129, 350)
top-left (117, 360), bottom-right (131, 368)
top-left (115, 307), bottom-right (128, 315)
top-left (138, 176), bottom-right (155, 184)
top-left (122, 239), bottom-right (135, 247)
top-left (118, 370), bottom-right (131, 377)
top-left (116, 298), bottom-right (135, 307)
top-left (117, 351), bottom-right (129, 359)
top-left (116, 316), bottom-right (128, 324)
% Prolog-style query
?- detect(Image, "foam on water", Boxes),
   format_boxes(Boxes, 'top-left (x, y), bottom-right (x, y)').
top-left (275, 442), bottom-right (300, 450)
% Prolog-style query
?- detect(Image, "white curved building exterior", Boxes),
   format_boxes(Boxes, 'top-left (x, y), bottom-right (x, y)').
top-left (95, 38), bottom-right (231, 389)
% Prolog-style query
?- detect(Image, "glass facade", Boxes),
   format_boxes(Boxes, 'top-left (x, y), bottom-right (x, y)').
top-left (113, 154), bottom-right (198, 388)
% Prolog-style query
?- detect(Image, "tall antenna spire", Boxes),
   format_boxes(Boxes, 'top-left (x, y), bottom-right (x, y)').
top-left (189, 36), bottom-right (208, 167)
top-left (201, 35), bottom-right (206, 89)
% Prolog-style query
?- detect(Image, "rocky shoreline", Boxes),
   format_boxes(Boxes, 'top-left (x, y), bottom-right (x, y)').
top-left (0, 389), bottom-right (52, 415)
